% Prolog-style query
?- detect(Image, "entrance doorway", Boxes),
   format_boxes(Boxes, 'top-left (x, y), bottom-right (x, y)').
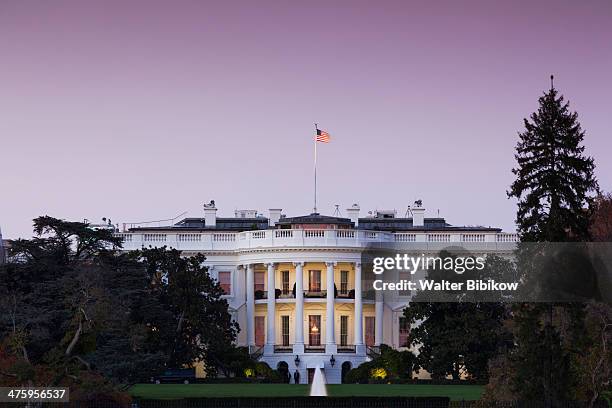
top-left (306, 368), bottom-right (325, 384)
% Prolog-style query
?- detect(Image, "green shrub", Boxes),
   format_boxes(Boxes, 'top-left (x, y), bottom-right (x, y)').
top-left (255, 361), bottom-right (272, 378)
top-left (344, 344), bottom-right (416, 383)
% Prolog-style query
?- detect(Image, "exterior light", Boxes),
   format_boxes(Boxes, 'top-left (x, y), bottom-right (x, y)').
top-left (330, 355), bottom-right (335, 367)
top-left (294, 355), bottom-right (300, 366)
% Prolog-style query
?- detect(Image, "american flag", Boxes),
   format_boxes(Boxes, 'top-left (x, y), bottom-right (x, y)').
top-left (315, 129), bottom-right (331, 143)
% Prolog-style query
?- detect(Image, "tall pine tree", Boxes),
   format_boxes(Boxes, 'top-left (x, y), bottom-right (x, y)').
top-left (507, 76), bottom-right (598, 404)
top-left (509, 75), bottom-right (598, 242)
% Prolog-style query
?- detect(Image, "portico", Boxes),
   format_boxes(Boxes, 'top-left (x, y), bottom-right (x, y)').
top-left (243, 261), bottom-right (376, 358)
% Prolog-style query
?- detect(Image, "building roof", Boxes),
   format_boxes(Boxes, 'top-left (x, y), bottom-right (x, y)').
top-left (130, 217), bottom-right (269, 232)
top-left (358, 217), bottom-right (500, 232)
top-left (276, 213), bottom-right (353, 226)
top-left (128, 213), bottom-right (501, 233)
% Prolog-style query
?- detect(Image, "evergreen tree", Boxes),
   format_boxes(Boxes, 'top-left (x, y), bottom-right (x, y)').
top-left (507, 77), bottom-right (599, 404)
top-left (509, 75), bottom-right (598, 242)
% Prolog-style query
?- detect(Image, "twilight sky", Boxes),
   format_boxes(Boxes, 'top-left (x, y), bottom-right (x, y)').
top-left (1, 0), bottom-right (611, 238)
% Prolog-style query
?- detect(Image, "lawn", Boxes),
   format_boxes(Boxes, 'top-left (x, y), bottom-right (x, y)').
top-left (130, 384), bottom-right (484, 401)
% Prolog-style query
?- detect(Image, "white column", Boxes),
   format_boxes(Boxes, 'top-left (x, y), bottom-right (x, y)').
top-left (354, 262), bottom-right (364, 353)
top-left (375, 289), bottom-right (383, 346)
top-left (325, 261), bottom-right (337, 354)
top-left (293, 262), bottom-right (304, 354)
top-left (265, 262), bottom-right (276, 353)
top-left (246, 264), bottom-right (255, 348)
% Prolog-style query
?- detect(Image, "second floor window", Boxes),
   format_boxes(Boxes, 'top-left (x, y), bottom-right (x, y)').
top-left (218, 271), bottom-right (231, 294)
top-left (309, 270), bottom-right (321, 292)
top-left (255, 271), bottom-right (265, 292)
top-left (281, 270), bottom-right (290, 294)
top-left (340, 270), bottom-right (349, 294)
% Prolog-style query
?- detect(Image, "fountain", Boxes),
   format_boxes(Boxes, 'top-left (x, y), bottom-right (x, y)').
top-left (309, 365), bottom-right (328, 396)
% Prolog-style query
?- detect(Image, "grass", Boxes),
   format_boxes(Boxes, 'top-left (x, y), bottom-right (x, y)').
top-left (130, 384), bottom-right (484, 401)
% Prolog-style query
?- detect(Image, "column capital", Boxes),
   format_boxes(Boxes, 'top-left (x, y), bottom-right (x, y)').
top-left (325, 261), bottom-right (337, 267)
top-left (265, 262), bottom-right (276, 267)
top-left (354, 262), bottom-right (361, 268)
top-left (293, 261), bottom-right (305, 267)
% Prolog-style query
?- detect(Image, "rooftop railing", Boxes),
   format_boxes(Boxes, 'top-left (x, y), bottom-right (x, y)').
top-left (114, 230), bottom-right (519, 251)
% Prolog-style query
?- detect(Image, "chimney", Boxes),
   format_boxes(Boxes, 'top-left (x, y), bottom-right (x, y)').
top-left (203, 200), bottom-right (217, 228)
top-left (412, 201), bottom-right (425, 227)
top-left (346, 204), bottom-right (360, 227)
top-left (268, 209), bottom-right (282, 227)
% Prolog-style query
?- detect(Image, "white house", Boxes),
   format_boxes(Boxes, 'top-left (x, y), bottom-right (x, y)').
top-left (114, 202), bottom-right (518, 384)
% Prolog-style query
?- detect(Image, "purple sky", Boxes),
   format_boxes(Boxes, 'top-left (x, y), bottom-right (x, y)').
top-left (1, 0), bottom-right (611, 238)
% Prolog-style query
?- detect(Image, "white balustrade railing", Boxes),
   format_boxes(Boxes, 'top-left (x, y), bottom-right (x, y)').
top-left (114, 233), bottom-right (133, 242)
top-left (461, 233), bottom-right (486, 242)
top-left (336, 230), bottom-right (355, 239)
top-left (427, 233), bottom-right (451, 242)
top-left (275, 230), bottom-right (293, 238)
top-left (114, 229), bottom-right (519, 251)
top-left (143, 233), bottom-right (167, 242)
top-left (497, 233), bottom-right (519, 242)
top-left (395, 233), bottom-right (416, 242)
top-left (177, 233), bottom-right (201, 242)
top-left (304, 230), bottom-right (324, 238)
top-left (213, 233), bottom-right (235, 242)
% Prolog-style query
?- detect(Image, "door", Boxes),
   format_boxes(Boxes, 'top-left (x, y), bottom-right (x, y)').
top-left (340, 315), bottom-right (348, 346)
top-left (307, 368), bottom-right (315, 384)
top-left (309, 315), bottom-right (321, 346)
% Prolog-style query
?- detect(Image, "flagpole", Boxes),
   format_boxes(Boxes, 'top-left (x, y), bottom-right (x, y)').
top-left (314, 123), bottom-right (318, 214)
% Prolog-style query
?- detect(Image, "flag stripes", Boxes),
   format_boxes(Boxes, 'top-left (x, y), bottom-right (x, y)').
top-left (315, 129), bottom-right (331, 143)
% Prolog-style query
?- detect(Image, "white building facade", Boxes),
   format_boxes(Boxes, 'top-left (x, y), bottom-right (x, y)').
top-left (115, 203), bottom-right (518, 384)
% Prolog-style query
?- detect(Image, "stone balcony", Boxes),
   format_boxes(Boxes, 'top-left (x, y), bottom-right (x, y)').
top-left (114, 229), bottom-right (519, 252)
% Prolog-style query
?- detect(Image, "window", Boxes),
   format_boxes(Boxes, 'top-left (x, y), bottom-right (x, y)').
top-left (255, 271), bottom-right (265, 292)
top-left (309, 270), bottom-right (321, 292)
top-left (255, 316), bottom-right (265, 346)
top-left (399, 317), bottom-right (410, 347)
top-left (365, 316), bottom-right (375, 346)
top-left (340, 315), bottom-right (348, 346)
top-left (281, 270), bottom-right (290, 295)
top-left (340, 270), bottom-right (349, 295)
top-left (309, 315), bottom-right (321, 346)
top-left (218, 271), bottom-right (231, 294)
top-left (281, 315), bottom-right (290, 346)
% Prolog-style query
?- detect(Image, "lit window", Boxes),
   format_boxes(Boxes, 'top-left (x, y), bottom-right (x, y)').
top-left (218, 271), bottom-right (231, 294)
